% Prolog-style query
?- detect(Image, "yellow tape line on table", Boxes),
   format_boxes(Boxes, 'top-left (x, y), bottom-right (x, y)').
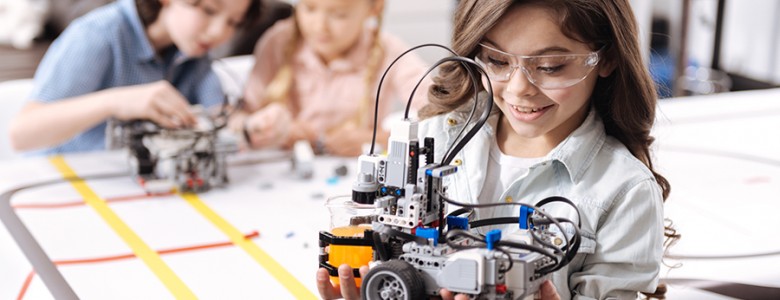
top-left (180, 192), bottom-right (317, 300)
top-left (49, 156), bottom-right (197, 299)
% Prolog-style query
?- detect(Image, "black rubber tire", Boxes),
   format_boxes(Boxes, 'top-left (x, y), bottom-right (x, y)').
top-left (361, 260), bottom-right (426, 300)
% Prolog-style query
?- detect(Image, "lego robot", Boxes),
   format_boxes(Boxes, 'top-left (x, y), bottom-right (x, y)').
top-left (317, 45), bottom-right (581, 299)
top-left (106, 106), bottom-right (238, 193)
top-left (319, 119), bottom-right (581, 300)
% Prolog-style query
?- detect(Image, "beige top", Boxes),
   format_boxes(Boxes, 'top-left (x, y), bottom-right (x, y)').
top-left (245, 18), bottom-right (430, 134)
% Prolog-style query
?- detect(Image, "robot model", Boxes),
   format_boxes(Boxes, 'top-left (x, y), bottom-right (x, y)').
top-left (106, 107), bottom-right (238, 193)
top-left (318, 45), bottom-right (581, 300)
top-left (319, 119), bottom-right (581, 300)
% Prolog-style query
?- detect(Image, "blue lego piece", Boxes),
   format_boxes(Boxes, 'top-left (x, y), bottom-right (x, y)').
top-left (519, 206), bottom-right (534, 230)
top-left (486, 230), bottom-right (501, 250)
top-left (416, 228), bottom-right (439, 246)
top-left (447, 216), bottom-right (469, 230)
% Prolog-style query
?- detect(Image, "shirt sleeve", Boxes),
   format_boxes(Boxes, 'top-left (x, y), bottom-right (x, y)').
top-left (30, 22), bottom-right (112, 103)
top-left (570, 179), bottom-right (664, 299)
top-left (243, 18), bottom-right (292, 111)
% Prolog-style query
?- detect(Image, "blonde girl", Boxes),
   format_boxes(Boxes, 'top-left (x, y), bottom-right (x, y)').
top-left (240, 0), bottom-right (429, 156)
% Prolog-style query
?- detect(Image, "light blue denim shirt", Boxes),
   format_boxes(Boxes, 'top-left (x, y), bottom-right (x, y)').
top-left (418, 102), bottom-right (664, 300)
top-left (28, 0), bottom-right (224, 154)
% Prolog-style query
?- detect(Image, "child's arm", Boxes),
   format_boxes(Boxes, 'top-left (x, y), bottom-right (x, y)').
top-left (9, 80), bottom-right (195, 151)
top-left (243, 19), bottom-right (290, 112)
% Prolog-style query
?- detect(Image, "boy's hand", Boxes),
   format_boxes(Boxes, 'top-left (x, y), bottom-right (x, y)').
top-left (317, 264), bottom-right (368, 300)
top-left (112, 80), bottom-right (196, 128)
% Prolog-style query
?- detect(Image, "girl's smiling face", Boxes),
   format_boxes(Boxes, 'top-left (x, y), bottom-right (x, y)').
top-left (484, 3), bottom-right (610, 156)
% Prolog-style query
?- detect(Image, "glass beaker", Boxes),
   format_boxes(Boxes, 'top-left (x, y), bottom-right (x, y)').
top-left (325, 195), bottom-right (376, 286)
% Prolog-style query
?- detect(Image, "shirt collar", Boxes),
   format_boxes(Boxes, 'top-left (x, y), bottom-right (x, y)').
top-left (119, 0), bottom-right (156, 63)
top-left (547, 108), bottom-right (605, 183)
top-left (449, 96), bottom-right (606, 183)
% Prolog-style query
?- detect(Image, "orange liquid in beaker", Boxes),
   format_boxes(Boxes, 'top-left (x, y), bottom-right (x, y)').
top-left (328, 225), bottom-right (373, 286)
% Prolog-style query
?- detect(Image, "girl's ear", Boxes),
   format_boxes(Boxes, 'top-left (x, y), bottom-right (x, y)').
top-left (598, 58), bottom-right (616, 78)
top-left (371, 0), bottom-right (385, 16)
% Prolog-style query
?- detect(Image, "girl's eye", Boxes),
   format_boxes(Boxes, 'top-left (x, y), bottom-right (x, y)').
top-left (487, 56), bottom-right (509, 66)
top-left (202, 6), bottom-right (217, 16)
top-left (537, 65), bottom-right (564, 74)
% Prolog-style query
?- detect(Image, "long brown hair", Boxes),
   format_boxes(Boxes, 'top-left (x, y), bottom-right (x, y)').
top-left (424, 0), bottom-right (674, 296)
top-left (424, 0), bottom-right (670, 200)
top-left (263, 0), bottom-right (385, 129)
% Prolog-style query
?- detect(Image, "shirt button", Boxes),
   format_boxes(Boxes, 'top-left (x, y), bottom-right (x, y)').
top-left (447, 118), bottom-right (458, 126)
top-left (453, 159), bottom-right (462, 166)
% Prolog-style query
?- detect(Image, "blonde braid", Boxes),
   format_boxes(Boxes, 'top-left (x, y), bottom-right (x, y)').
top-left (357, 5), bottom-right (385, 128)
top-left (263, 13), bottom-right (300, 111)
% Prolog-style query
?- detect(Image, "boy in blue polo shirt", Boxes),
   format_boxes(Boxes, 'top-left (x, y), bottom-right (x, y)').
top-left (9, 0), bottom-right (261, 154)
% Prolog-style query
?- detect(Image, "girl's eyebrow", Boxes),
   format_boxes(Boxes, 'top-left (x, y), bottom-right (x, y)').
top-left (206, 0), bottom-right (223, 9)
top-left (211, 0), bottom-right (245, 21)
top-left (482, 38), bottom-right (573, 56)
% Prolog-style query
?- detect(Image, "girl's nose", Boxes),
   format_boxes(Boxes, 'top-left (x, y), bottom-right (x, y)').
top-left (503, 66), bottom-right (538, 96)
top-left (205, 18), bottom-right (230, 43)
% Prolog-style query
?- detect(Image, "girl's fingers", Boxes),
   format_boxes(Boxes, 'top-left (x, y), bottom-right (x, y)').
top-left (148, 107), bottom-right (176, 128)
top-left (338, 264), bottom-right (361, 300)
top-left (316, 268), bottom-right (342, 300)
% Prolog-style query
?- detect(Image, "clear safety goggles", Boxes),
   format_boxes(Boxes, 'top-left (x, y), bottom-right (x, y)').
top-left (474, 43), bottom-right (604, 90)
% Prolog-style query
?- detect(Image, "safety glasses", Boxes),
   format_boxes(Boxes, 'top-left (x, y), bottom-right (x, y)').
top-left (474, 43), bottom-right (604, 90)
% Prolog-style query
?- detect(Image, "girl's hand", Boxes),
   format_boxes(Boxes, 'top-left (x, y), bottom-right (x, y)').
top-left (539, 280), bottom-right (561, 300)
top-left (439, 289), bottom-right (470, 300)
top-left (317, 264), bottom-right (369, 300)
top-left (441, 280), bottom-right (560, 300)
top-left (111, 80), bottom-right (196, 128)
top-left (321, 127), bottom-right (372, 156)
top-left (244, 102), bottom-right (292, 148)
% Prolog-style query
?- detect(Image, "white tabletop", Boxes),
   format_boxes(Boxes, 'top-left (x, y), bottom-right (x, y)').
top-left (1, 150), bottom-right (355, 299)
top-left (2, 88), bottom-right (780, 299)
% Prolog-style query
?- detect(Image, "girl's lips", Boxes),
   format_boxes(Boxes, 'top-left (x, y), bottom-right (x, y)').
top-left (507, 104), bottom-right (553, 122)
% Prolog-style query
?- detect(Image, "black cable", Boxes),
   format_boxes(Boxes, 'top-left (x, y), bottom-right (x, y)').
top-left (376, 225), bottom-right (428, 245)
top-left (369, 44), bottom-right (460, 155)
top-left (444, 229), bottom-right (561, 273)
top-left (372, 231), bottom-right (391, 261)
top-left (468, 216), bottom-right (570, 273)
top-left (469, 217), bottom-right (517, 228)
top-left (533, 197), bottom-right (583, 271)
top-left (440, 192), bottom-right (581, 273)
top-left (414, 56), bottom-right (493, 166)
top-left (536, 196), bottom-right (582, 228)
top-left (439, 70), bottom-right (481, 165)
top-left (496, 247), bottom-right (514, 273)
top-left (447, 207), bottom-right (473, 218)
